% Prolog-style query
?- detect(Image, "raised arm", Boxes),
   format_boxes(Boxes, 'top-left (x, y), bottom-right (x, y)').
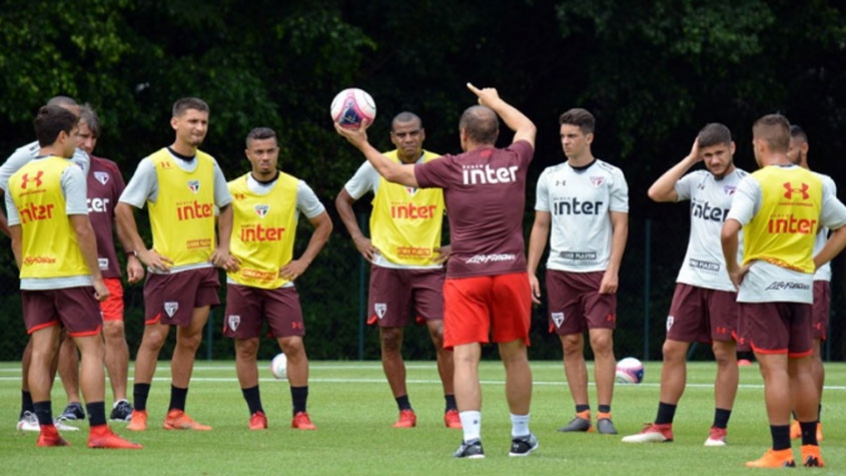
top-left (335, 124), bottom-right (419, 188)
top-left (467, 83), bottom-right (536, 148)
top-left (648, 138), bottom-right (702, 202)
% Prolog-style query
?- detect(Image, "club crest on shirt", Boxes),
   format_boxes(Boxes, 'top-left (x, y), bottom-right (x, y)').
top-left (375, 303), bottom-right (387, 319)
top-left (405, 186), bottom-right (418, 197)
top-left (666, 315), bottom-right (674, 331)
top-left (551, 312), bottom-right (565, 328)
top-left (724, 185), bottom-right (736, 195)
top-left (94, 171), bottom-right (110, 185)
top-left (228, 315), bottom-right (240, 331)
top-left (164, 302), bottom-right (179, 318)
top-left (589, 176), bottom-right (605, 188)
top-left (255, 204), bottom-right (270, 218)
top-left (187, 180), bottom-right (200, 194)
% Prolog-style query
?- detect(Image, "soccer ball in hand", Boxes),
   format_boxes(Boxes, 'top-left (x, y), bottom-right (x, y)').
top-left (615, 357), bottom-right (644, 384)
top-left (330, 88), bottom-right (376, 129)
top-left (270, 353), bottom-right (288, 380)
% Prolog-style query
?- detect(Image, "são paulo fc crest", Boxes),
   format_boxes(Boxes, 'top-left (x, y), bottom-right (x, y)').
top-left (405, 186), bottom-right (418, 197)
top-left (228, 315), bottom-right (241, 331)
top-left (254, 204), bottom-right (270, 218)
top-left (666, 315), bottom-right (674, 331)
top-left (94, 171), bottom-right (110, 185)
top-left (551, 312), bottom-right (565, 328)
top-left (724, 185), bottom-right (736, 195)
top-left (374, 303), bottom-right (387, 319)
top-left (589, 176), bottom-right (605, 188)
top-left (164, 302), bottom-right (179, 318)
top-left (187, 180), bottom-right (200, 194)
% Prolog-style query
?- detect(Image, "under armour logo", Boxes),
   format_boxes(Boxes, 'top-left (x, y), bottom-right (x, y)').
top-left (783, 182), bottom-right (809, 200)
top-left (21, 171), bottom-right (44, 189)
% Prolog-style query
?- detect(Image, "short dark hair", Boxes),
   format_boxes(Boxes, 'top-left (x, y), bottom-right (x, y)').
top-left (172, 97), bottom-right (210, 117)
top-left (790, 124), bottom-right (808, 143)
top-left (391, 112), bottom-right (422, 131)
top-left (752, 114), bottom-right (790, 153)
top-left (559, 108), bottom-right (595, 135)
top-left (34, 105), bottom-right (78, 147)
top-left (245, 127), bottom-right (277, 147)
top-left (79, 104), bottom-right (101, 138)
top-left (697, 123), bottom-right (732, 148)
top-left (459, 106), bottom-right (499, 145)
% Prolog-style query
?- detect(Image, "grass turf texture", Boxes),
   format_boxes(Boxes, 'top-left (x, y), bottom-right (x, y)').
top-left (1, 360), bottom-right (844, 475)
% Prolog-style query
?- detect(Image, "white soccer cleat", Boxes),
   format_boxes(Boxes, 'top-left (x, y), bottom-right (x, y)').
top-left (704, 426), bottom-right (727, 447)
top-left (621, 423), bottom-right (673, 443)
top-left (16, 411), bottom-right (39, 432)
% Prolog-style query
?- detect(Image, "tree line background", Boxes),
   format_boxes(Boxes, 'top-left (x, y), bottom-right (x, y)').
top-left (0, 0), bottom-right (844, 362)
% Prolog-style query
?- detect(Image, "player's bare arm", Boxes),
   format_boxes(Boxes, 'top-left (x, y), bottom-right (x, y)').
top-left (335, 123), bottom-right (419, 188)
top-left (466, 82), bottom-right (536, 148)
top-left (70, 214), bottom-right (110, 302)
top-left (600, 211), bottom-right (628, 294)
top-left (211, 203), bottom-right (234, 270)
top-left (114, 214), bottom-right (145, 283)
top-left (720, 218), bottom-right (749, 289)
top-left (335, 187), bottom-right (380, 262)
top-left (647, 138), bottom-right (702, 202)
top-left (432, 245), bottom-right (452, 264)
top-left (115, 201), bottom-right (173, 272)
top-left (527, 210), bottom-right (551, 304)
top-left (278, 211), bottom-right (333, 281)
top-left (0, 191), bottom-right (10, 238)
top-left (9, 224), bottom-right (22, 269)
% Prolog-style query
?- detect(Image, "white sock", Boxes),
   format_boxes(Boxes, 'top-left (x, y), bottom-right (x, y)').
top-left (459, 411), bottom-right (481, 442)
top-left (511, 413), bottom-right (530, 438)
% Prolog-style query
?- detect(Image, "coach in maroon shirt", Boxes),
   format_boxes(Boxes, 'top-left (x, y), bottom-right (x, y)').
top-left (336, 83), bottom-right (538, 459)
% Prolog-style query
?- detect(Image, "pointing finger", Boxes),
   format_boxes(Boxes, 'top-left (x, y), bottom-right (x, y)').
top-left (466, 82), bottom-right (481, 95)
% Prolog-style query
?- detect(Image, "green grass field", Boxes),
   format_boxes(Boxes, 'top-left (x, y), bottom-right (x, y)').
top-left (1, 360), bottom-right (844, 475)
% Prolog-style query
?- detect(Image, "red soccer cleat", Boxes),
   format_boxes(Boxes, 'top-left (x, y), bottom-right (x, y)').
top-left (37, 425), bottom-right (70, 447)
top-left (126, 409), bottom-right (148, 431)
top-left (250, 411), bottom-right (268, 430)
top-left (291, 411), bottom-right (317, 430)
top-left (88, 425), bottom-right (143, 449)
top-left (444, 409), bottom-right (462, 429)
top-left (393, 409), bottom-right (417, 428)
top-left (163, 410), bottom-right (212, 431)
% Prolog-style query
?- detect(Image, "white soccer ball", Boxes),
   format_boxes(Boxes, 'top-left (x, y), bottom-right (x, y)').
top-left (270, 353), bottom-right (288, 380)
top-left (330, 88), bottom-right (377, 129)
top-left (615, 357), bottom-right (644, 384)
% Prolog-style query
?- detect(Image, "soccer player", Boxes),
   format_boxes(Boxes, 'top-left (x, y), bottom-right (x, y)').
top-left (223, 127), bottom-right (332, 430)
top-left (55, 105), bottom-right (143, 423)
top-left (335, 112), bottom-right (459, 429)
top-left (721, 114), bottom-right (846, 468)
top-left (337, 83), bottom-right (538, 459)
top-left (527, 108), bottom-right (628, 435)
top-left (115, 97), bottom-right (234, 431)
top-left (621, 124), bottom-right (746, 445)
top-left (6, 105), bottom-right (140, 449)
top-left (786, 125), bottom-right (832, 443)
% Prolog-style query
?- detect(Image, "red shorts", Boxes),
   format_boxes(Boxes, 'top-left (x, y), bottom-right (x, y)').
top-left (144, 267), bottom-right (219, 327)
top-left (442, 272), bottom-right (531, 348)
top-left (811, 281), bottom-right (830, 340)
top-left (666, 284), bottom-right (738, 344)
top-left (368, 266), bottom-right (444, 327)
top-left (100, 278), bottom-right (125, 321)
top-left (738, 302), bottom-right (813, 358)
top-left (22, 287), bottom-right (102, 337)
top-left (223, 284), bottom-right (305, 339)
top-left (546, 270), bottom-right (616, 335)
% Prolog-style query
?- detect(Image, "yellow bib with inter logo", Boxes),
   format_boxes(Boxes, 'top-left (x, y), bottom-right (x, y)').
top-left (10, 156), bottom-right (89, 278)
top-left (742, 166), bottom-right (822, 273)
top-left (227, 172), bottom-right (299, 289)
top-left (370, 150), bottom-right (445, 266)
top-left (148, 148), bottom-right (216, 267)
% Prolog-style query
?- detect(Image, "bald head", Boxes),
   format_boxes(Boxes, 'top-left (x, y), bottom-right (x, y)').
top-left (752, 114), bottom-right (790, 153)
top-left (459, 105), bottom-right (499, 145)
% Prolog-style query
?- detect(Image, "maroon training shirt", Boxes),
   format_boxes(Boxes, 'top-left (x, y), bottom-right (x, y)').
top-left (87, 156), bottom-right (126, 278)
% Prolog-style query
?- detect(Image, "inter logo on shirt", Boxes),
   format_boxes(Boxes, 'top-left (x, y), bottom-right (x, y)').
top-left (188, 180), bottom-right (201, 194)
top-left (461, 164), bottom-right (518, 185)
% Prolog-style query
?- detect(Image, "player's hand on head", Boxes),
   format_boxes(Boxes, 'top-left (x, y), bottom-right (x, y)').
top-left (529, 274), bottom-right (542, 304)
top-left (688, 137), bottom-right (703, 163)
top-left (467, 82), bottom-right (500, 106)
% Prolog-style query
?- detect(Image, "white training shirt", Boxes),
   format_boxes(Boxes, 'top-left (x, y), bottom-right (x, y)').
top-left (727, 166), bottom-right (846, 303)
top-left (812, 172), bottom-right (836, 282)
top-left (0, 141), bottom-right (90, 192)
top-left (535, 159), bottom-right (629, 273)
top-left (674, 168), bottom-right (748, 291)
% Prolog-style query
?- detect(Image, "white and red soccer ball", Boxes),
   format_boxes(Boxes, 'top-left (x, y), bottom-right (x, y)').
top-left (330, 88), bottom-right (376, 129)
top-left (615, 357), bottom-right (644, 384)
top-left (270, 353), bottom-right (288, 380)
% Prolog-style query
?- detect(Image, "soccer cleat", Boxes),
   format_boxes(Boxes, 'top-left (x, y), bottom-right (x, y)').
top-left (126, 410), bottom-right (148, 431)
top-left (704, 426), bottom-right (727, 447)
top-left (291, 411), bottom-right (317, 430)
top-left (621, 423), bottom-right (674, 443)
top-left (54, 419), bottom-right (80, 432)
top-left (800, 445), bottom-right (824, 467)
top-left (790, 420), bottom-right (823, 442)
top-left (250, 411), bottom-right (268, 430)
top-left (453, 439), bottom-right (485, 459)
top-left (558, 411), bottom-right (593, 433)
top-left (163, 409), bottom-right (212, 430)
top-left (444, 409), bottom-right (462, 429)
top-left (745, 448), bottom-right (796, 468)
top-left (596, 412), bottom-right (618, 435)
top-left (509, 433), bottom-right (539, 457)
top-left (110, 400), bottom-right (134, 422)
top-left (88, 426), bottom-right (143, 449)
top-left (37, 426), bottom-right (70, 447)
top-left (17, 411), bottom-right (40, 432)
top-left (393, 409), bottom-right (417, 428)
top-left (59, 402), bottom-right (85, 421)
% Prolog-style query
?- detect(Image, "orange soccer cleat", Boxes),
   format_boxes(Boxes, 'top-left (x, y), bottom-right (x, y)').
top-left (291, 411), bottom-right (317, 430)
top-left (88, 425), bottom-right (143, 449)
top-left (249, 411), bottom-right (268, 430)
top-left (745, 448), bottom-right (796, 468)
top-left (393, 409), bottom-right (417, 428)
top-left (37, 425), bottom-right (70, 447)
top-left (444, 409), bottom-right (462, 429)
top-left (163, 410), bottom-right (212, 431)
top-left (126, 410), bottom-right (148, 431)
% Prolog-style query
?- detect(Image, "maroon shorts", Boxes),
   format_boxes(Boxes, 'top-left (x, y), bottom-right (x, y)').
top-left (367, 265), bottom-right (444, 327)
top-left (22, 287), bottom-right (102, 337)
top-left (738, 302), bottom-right (813, 358)
top-left (144, 267), bottom-right (219, 327)
top-left (223, 284), bottom-right (304, 339)
top-left (811, 281), bottom-right (830, 340)
top-left (442, 272), bottom-right (531, 348)
top-left (546, 270), bottom-right (616, 335)
top-left (666, 284), bottom-right (738, 344)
